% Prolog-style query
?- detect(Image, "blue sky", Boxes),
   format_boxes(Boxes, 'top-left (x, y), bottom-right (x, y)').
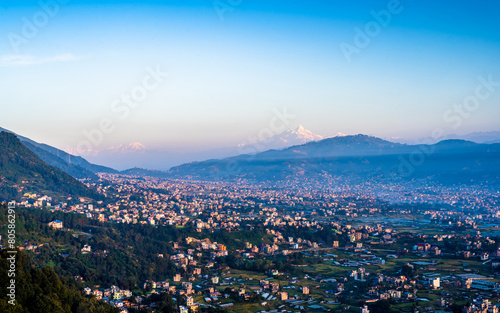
top-left (1, 0), bottom-right (500, 163)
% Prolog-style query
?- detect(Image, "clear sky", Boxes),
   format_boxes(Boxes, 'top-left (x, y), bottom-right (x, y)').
top-left (1, 0), bottom-right (500, 163)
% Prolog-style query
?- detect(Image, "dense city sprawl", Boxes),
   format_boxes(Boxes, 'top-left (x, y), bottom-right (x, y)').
top-left (7, 174), bottom-right (500, 313)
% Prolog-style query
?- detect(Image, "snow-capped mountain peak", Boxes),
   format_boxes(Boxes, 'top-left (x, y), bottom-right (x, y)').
top-left (254, 125), bottom-right (324, 150)
top-left (283, 125), bottom-right (324, 142)
top-left (107, 142), bottom-right (147, 153)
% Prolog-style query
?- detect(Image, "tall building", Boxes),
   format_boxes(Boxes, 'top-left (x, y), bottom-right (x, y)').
top-left (281, 292), bottom-right (288, 301)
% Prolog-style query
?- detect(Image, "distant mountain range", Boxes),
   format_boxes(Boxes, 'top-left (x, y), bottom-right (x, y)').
top-left (80, 127), bottom-right (500, 172)
top-left (2, 126), bottom-right (500, 188)
top-left (391, 131), bottom-right (500, 145)
top-left (446, 131), bottom-right (500, 144)
top-left (167, 134), bottom-right (500, 185)
top-left (0, 132), bottom-right (103, 201)
top-left (83, 125), bottom-right (330, 170)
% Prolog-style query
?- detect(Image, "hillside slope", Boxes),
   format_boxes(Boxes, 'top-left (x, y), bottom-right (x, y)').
top-left (167, 135), bottom-right (500, 185)
top-left (0, 248), bottom-right (118, 313)
top-left (0, 127), bottom-right (117, 178)
top-left (0, 132), bottom-right (102, 201)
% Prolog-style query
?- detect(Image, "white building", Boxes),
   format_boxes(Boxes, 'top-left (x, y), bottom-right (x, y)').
top-left (430, 277), bottom-right (440, 289)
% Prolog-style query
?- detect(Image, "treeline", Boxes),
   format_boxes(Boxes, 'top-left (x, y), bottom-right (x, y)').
top-left (1, 203), bottom-right (346, 295)
top-left (0, 206), bottom-right (181, 289)
top-left (269, 225), bottom-right (343, 247)
top-left (0, 205), bottom-right (273, 290)
top-left (0, 250), bottom-right (118, 313)
top-left (220, 254), bottom-right (299, 274)
top-left (0, 202), bottom-right (239, 312)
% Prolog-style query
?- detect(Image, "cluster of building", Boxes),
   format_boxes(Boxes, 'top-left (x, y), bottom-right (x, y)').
top-left (11, 173), bottom-right (500, 312)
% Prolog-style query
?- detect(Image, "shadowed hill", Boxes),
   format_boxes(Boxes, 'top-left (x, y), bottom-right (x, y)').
top-left (0, 249), bottom-right (118, 313)
top-left (0, 127), bottom-right (117, 179)
top-left (0, 132), bottom-right (103, 201)
top-left (166, 135), bottom-right (500, 185)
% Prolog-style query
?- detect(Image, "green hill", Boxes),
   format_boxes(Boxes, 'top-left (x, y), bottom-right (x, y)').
top-left (0, 126), bottom-right (117, 179)
top-left (0, 132), bottom-right (102, 202)
top-left (0, 249), bottom-right (118, 313)
top-left (21, 141), bottom-right (99, 180)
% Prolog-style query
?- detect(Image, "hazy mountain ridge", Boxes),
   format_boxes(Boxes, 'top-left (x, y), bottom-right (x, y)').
top-left (0, 127), bottom-right (117, 178)
top-left (120, 167), bottom-right (170, 178)
top-left (0, 132), bottom-right (103, 201)
top-left (3, 126), bottom-right (500, 187)
top-left (166, 135), bottom-right (500, 185)
top-left (21, 141), bottom-right (98, 179)
top-left (252, 134), bottom-right (407, 160)
top-left (391, 131), bottom-right (500, 145)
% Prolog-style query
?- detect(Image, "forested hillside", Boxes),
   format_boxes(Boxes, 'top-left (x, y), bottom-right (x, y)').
top-left (0, 132), bottom-right (103, 201)
top-left (0, 204), bottom-right (298, 289)
top-left (0, 250), bottom-right (118, 313)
